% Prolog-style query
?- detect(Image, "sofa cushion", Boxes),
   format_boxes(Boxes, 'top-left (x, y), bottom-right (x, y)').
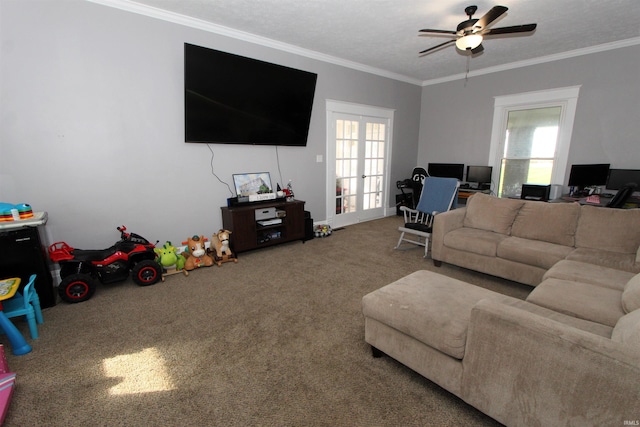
top-left (463, 193), bottom-right (524, 235)
top-left (497, 237), bottom-right (574, 270)
top-left (526, 278), bottom-right (625, 327)
top-left (443, 227), bottom-right (508, 257)
top-left (511, 201), bottom-right (580, 246)
top-left (575, 205), bottom-right (640, 254)
top-left (361, 270), bottom-right (515, 360)
top-left (622, 273), bottom-right (640, 313)
top-left (611, 308), bottom-right (640, 353)
top-left (565, 248), bottom-right (640, 273)
top-left (543, 260), bottom-right (634, 291)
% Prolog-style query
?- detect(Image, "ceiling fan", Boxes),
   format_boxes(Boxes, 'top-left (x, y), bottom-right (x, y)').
top-left (419, 5), bottom-right (537, 56)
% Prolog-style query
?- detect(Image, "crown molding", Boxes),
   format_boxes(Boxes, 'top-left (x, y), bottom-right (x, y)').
top-left (421, 37), bottom-right (640, 87)
top-left (86, 0), bottom-right (423, 86)
top-left (88, 1), bottom-right (639, 88)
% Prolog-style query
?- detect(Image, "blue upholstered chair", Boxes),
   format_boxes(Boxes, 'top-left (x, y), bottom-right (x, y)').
top-left (395, 177), bottom-right (460, 257)
top-left (2, 275), bottom-right (43, 340)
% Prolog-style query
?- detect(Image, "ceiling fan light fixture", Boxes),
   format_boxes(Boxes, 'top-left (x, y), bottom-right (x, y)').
top-left (455, 34), bottom-right (483, 51)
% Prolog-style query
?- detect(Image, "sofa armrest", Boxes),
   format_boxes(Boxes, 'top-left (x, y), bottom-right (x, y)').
top-left (462, 299), bottom-right (640, 427)
top-left (431, 207), bottom-right (466, 261)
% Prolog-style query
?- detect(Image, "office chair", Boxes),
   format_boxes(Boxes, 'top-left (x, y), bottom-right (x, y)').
top-left (2, 275), bottom-right (43, 340)
top-left (395, 177), bottom-right (459, 257)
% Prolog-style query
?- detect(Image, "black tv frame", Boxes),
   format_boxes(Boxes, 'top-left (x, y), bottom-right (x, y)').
top-left (184, 43), bottom-right (317, 146)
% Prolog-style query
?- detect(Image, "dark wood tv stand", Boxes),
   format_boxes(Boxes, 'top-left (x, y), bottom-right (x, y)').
top-left (221, 199), bottom-right (305, 253)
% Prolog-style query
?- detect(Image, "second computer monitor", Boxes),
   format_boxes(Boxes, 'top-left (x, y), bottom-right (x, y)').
top-left (567, 164), bottom-right (610, 190)
top-left (427, 163), bottom-right (464, 181)
top-left (606, 169), bottom-right (640, 190)
top-left (466, 165), bottom-right (492, 188)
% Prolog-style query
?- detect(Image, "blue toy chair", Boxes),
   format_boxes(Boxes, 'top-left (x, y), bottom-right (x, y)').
top-left (2, 275), bottom-right (43, 340)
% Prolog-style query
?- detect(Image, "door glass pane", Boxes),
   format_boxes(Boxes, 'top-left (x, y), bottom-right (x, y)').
top-left (363, 122), bottom-right (385, 210)
top-left (336, 120), bottom-right (358, 214)
top-left (498, 107), bottom-right (561, 198)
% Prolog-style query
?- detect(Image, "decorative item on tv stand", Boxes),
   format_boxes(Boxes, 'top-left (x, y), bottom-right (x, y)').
top-left (314, 224), bottom-right (332, 238)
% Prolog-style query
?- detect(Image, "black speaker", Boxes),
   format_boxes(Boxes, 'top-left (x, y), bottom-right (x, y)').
top-left (521, 184), bottom-right (551, 202)
top-left (303, 211), bottom-right (314, 241)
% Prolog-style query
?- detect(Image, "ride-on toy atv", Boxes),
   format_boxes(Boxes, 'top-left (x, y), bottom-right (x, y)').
top-left (49, 226), bottom-right (163, 303)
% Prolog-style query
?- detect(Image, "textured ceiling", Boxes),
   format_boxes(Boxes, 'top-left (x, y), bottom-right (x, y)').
top-left (107, 0), bottom-right (640, 84)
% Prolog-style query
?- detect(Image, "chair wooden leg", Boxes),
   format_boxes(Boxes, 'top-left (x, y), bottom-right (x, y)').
top-left (395, 232), bottom-right (406, 250)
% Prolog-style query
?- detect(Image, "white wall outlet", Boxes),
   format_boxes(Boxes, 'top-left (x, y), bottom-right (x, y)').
top-left (316, 154), bottom-right (323, 163)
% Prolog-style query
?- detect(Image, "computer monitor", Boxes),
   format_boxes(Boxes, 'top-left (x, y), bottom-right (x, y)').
top-left (427, 163), bottom-right (464, 181)
top-left (606, 169), bottom-right (640, 190)
top-left (466, 165), bottom-right (492, 188)
top-left (567, 164), bottom-right (610, 191)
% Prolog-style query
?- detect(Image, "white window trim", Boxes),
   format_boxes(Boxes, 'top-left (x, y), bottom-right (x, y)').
top-left (488, 86), bottom-right (581, 192)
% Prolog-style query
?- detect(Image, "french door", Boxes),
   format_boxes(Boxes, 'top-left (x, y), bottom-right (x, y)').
top-left (326, 101), bottom-right (393, 228)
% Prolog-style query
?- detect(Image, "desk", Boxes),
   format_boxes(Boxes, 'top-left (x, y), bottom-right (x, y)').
top-left (560, 195), bottom-right (640, 209)
top-left (0, 278), bottom-right (32, 356)
top-left (458, 189), bottom-right (491, 205)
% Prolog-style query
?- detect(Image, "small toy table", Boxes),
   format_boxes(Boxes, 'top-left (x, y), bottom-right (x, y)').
top-left (0, 278), bottom-right (32, 356)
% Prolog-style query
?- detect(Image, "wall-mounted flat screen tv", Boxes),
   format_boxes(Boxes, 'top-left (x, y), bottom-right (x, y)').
top-left (184, 43), bottom-right (317, 146)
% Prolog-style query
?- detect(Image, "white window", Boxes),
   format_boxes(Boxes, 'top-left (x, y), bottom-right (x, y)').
top-left (488, 87), bottom-right (581, 198)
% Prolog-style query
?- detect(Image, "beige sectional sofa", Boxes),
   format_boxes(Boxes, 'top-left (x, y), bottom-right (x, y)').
top-left (361, 193), bottom-right (640, 425)
top-left (432, 192), bottom-right (640, 286)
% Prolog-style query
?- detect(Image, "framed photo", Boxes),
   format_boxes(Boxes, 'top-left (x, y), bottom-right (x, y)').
top-left (232, 172), bottom-right (273, 197)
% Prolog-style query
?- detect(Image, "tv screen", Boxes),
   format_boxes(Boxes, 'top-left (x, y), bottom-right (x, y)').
top-left (184, 43), bottom-right (317, 146)
top-left (606, 169), bottom-right (640, 190)
top-left (466, 166), bottom-right (492, 184)
top-left (427, 163), bottom-right (464, 181)
top-left (567, 164), bottom-right (610, 187)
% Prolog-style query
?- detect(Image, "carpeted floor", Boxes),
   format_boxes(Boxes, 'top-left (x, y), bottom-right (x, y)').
top-left (2, 215), bottom-right (530, 426)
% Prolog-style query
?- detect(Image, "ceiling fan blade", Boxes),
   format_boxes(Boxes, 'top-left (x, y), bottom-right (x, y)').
top-left (471, 43), bottom-right (484, 54)
top-left (483, 23), bottom-right (537, 35)
top-left (419, 28), bottom-right (457, 35)
top-left (419, 39), bottom-right (455, 55)
top-left (474, 5), bottom-right (508, 30)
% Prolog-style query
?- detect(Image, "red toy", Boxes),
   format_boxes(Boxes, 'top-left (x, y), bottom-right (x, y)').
top-left (49, 226), bottom-right (163, 303)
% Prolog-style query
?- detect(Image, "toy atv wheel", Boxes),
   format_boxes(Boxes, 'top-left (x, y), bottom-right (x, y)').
top-left (58, 273), bottom-right (97, 303)
top-left (132, 260), bottom-right (162, 286)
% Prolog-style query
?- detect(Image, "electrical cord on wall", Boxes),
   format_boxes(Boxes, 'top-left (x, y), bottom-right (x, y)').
top-left (275, 145), bottom-right (284, 190)
top-left (207, 144), bottom-right (234, 197)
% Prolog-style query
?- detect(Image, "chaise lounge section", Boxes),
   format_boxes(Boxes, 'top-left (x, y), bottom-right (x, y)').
top-left (362, 269), bottom-right (640, 426)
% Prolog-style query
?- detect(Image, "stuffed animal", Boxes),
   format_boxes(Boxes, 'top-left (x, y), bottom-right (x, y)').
top-left (210, 229), bottom-right (237, 266)
top-left (182, 235), bottom-right (214, 270)
top-left (154, 241), bottom-right (186, 271)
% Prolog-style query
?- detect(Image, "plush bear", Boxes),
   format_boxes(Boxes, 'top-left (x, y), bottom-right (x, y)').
top-left (182, 235), bottom-right (214, 270)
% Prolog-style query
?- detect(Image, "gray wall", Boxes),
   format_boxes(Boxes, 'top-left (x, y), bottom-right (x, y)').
top-left (0, 0), bottom-right (421, 247)
top-left (418, 44), bottom-right (640, 189)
